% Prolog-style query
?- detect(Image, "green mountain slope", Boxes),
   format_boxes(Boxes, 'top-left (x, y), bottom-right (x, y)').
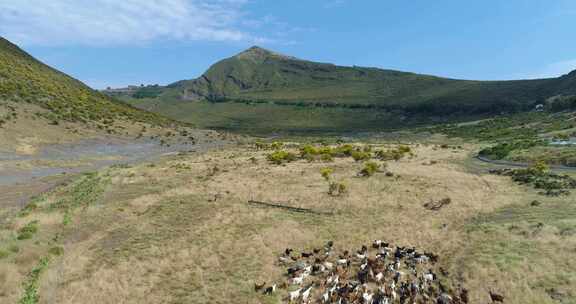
top-left (173, 47), bottom-right (555, 112)
top-left (0, 37), bottom-right (171, 127)
top-left (550, 70), bottom-right (576, 95)
top-left (119, 46), bottom-right (575, 134)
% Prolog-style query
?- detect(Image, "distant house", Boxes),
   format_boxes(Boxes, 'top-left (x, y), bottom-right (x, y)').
top-left (535, 104), bottom-right (544, 112)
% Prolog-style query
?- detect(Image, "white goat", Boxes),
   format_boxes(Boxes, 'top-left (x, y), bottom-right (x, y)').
top-left (279, 256), bottom-right (291, 264)
top-left (330, 284), bottom-right (338, 294)
top-left (322, 291), bottom-right (330, 303)
top-left (289, 288), bottom-right (302, 302)
top-left (326, 275), bottom-right (338, 285)
top-left (301, 286), bottom-right (313, 302)
top-left (423, 273), bottom-right (434, 282)
top-left (415, 255), bottom-right (430, 264)
top-left (363, 292), bottom-right (373, 303)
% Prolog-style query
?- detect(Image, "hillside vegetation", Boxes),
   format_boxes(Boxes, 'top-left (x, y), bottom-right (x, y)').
top-left (171, 47), bottom-right (557, 114)
top-left (0, 37), bottom-right (203, 154)
top-left (119, 46), bottom-right (576, 134)
top-left (0, 37), bottom-right (174, 128)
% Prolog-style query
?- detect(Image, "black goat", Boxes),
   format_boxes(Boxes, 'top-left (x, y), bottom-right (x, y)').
top-left (489, 291), bottom-right (505, 303)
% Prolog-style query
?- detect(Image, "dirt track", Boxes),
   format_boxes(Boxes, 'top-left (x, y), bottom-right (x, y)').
top-left (475, 155), bottom-right (576, 171)
top-left (0, 136), bottom-right (230, 212)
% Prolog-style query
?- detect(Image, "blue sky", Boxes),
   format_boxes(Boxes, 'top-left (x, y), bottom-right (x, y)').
top-left (1, 0), bottom-right (575, 88)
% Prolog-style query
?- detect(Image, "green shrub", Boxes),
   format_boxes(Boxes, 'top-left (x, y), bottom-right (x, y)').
top-left (62, 209), bottom-right (72, 226)
top-left (170, 163), bottom-right (192, 170)
top-left (531, 160), bottom-right (550, 174)
top-left (320, 153), bottom-right (334, 162)
top-left (333, 144), bottom-right (354, 157)
top-left (302, 153), bottom-right (315, 162)
top-left (254, 141), bottom-right (284, 151)
top-left (351, 150), bottom-right (371, 162)
top-left (553, 133), bottom-right (570, 141)
top-left (398, 145), bottom-right (412, 154)
top-left (320, 168), bottom-right (333, 181)
top-left (375, 146), bottom-right (413, 161)
top-left (479, 140), bottom-right (543, 160)
top-left (48, 246), bottom-right (64, 256)
top-left (8, 244), bottom-right (19, 253)
top-left (328, 182), bottom-right (347, 196)
top-left (19, 256), bottom-right (50, 304)
top-left (267, 150), bottom-right (297, 165)
top-left (19, 201), bottom-right (39, 217)
top-left (359, 161), bottom-right (381, 177)
top-left (0, 250), bottom-right (8, 259)
top-left (490, 163), bottom-right (576, 196)
top-left (132, 85), bottom-right (163, 99)
top-left (375, 150), bottom-right (397, 161)
top-left (317, 146), bottom-right (334, 155)
top-left (299, 144), bottom-right (358, 161)
top-left (17, 221), bottom-right (39, 240)
top-left (300, 144), bottom-right (319, 158)
top-left (270, 142), bottom-right (284, 150)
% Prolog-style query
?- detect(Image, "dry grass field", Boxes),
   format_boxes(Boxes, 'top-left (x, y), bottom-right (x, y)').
top-left (0, 101), bottom-right (227, 155)
top-left (1, 142), bottom-right (575, 303)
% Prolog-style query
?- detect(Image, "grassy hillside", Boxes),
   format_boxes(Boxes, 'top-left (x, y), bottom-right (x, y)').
top-left (120, 46), bottom-right (575, 134)
top-left (171, 47), bottom-right (556, 115)
top-left (125, 97), bottom-right (481, 135)
top-left (0, 37), bottom-right (173, 127)
top-left (432, 109), bottom-right (576, 167)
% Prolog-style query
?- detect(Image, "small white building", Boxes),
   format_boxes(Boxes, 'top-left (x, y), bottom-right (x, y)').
top-left (535, 104), bottom-right (544, 112)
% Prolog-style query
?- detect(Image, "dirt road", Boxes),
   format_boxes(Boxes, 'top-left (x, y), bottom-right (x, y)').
top-left (0, 136), bottom-right (230, 213)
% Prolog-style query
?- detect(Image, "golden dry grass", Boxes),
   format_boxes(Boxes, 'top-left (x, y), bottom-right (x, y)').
top-left (1, 143), bottom-right (575, 303)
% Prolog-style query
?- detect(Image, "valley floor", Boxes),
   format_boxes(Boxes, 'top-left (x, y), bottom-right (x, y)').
top-left (1, 142), bottom-right (575, 303)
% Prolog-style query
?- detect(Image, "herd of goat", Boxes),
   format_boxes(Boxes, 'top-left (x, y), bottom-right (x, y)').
top-left (255, 241), bottom-right (505, 303)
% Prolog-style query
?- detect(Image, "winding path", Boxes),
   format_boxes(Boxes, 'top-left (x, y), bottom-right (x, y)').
top-left (475, 155), bottom-right (576, 171)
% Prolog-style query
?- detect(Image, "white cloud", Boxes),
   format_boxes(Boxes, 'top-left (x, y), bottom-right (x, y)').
top-left (520, 59), bottom-right (576, 79)
top-left (0, 0), bottom-right (268, 46)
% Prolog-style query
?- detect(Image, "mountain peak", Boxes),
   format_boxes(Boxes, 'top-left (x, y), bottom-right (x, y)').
top-left (246, 45), bottom-right (270, 52)
top-left (235, 45), bottom-right (295, 61)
